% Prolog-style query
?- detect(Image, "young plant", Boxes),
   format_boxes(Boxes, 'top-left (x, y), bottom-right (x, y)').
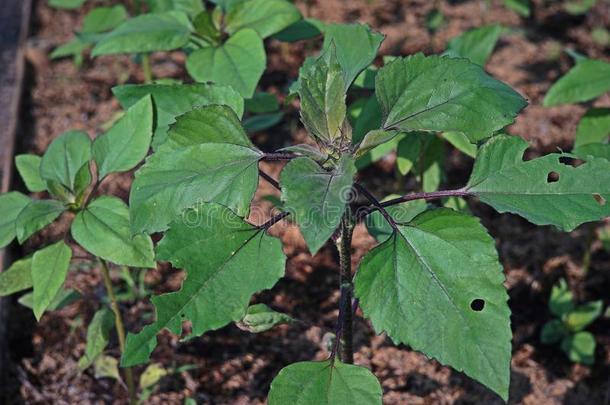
top-left (541, 279), bottom-right (604, 365)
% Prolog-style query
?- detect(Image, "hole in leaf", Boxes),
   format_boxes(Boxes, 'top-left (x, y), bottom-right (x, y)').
top-left (547, 171), bottom-right (560, 183)
top-left (558, 156), bottom-right (582, 167)
top-left (593, 193), bottom-right (606, 206)
top-left (470, 299), bottom-right (485, 311)
top-left (180, 313), bottom-right (186, 318)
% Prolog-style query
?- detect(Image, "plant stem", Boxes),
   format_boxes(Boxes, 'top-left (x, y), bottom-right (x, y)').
top-left (336, 207), bottom-right (354, 364)
top-left (262, 152), bottom-right (295, 161)
top-left (100, 260), bottom-right (137, 404)
top-left (354, 183), bottom-right (398, 231)
top-left (141, 54), bottom-right (153, 83)
top-left (259, 169), bottom-right (281, 191)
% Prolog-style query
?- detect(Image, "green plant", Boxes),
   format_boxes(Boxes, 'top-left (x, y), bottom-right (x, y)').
top-left (2, 22), bottom-right (610, 404)
top-left (541, 280), bottom-right (604, 365)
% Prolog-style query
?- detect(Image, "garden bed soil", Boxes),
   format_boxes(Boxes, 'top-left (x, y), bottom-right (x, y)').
top-left (2, 0), bottom-right (610, 404)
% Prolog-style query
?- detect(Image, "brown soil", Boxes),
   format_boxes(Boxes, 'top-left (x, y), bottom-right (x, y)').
top-left (3, 0), bottom-right (610, 404)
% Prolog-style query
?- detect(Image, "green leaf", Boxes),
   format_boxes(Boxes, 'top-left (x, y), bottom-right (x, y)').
top-left (543, 59), bottom-right (610, 106)
top-left (15, 200), bottom-right (66, 244)
top-left (298, 46), bottom-right (349, 146)
top-left (574, 108), bottom-right (610, 147)
top-left (503, 0), bottom-right (530, 16)
top-left (365, 197), bottom-right (427, 242)
top-left (0, 257), bottom-right (33, 296)
top-left (243, 112), bottom-right (284, 133)
top-left (281, 156), bottom-right (356, 254)
top-left (92, 95), bottom-right (153, 180)
top-left (72, 196), bottom-right (155, 268)
top-left (549, 279), bottom-right (574, 316)
top-left (355, 133), bottom-right (404, 170)
top-left (236, 303), bottom-right (293, 333)
top-left (396, 133), bottom-right (445, 192)
top-left (186, 28), bottom-right (265, 98)
top-left (356, 130), bottom-right (399, 157)
top-left (561, 331), bottom-right (596, 365)
top-left (540, 319), bottom-right (568, 344)
top-left (467, 135), bottom-right (610, 231)
top-left (147, 0), bottom-right (204, 17)
top-left (348, 96), bottom-right (383, 145)
top-left (130, 143), bottom-right (262, 234)
top-left (193, 10), bottom-right (221, 45)
top-left (278, 144), bottom-right (328, 163)
top-left (31, 241), bottom-right (72, 320)
top-left (573, 143), bottom-right (610, 161)
top-left (268, 359), bottom-right (382, 405)
top-left (40, 130), bottom-right (92, 194)
top-left (139, 363), bottom-right (168, 390)
top-left (165, 105), bottom-right (254, 151)
top-left (121, 204), bottom-right (286, 366)
top-left (441, 132), bottom-right (477, 158)
top-left (112, 83), bottom-right (244, 149)
top-left (0, 192), bottom-right (31, 248)
top-left (376, 54), bottom-right (527, 142)
top-left (425, 8), bottom-right (444, 32)
top-left (15, 155), bottom-right (46, 192)
top-left (94, 355), bottom-right (122, 381)
top-left (245, 92), bottom-right (279, 114)
top-left (18, 288), bottom-right (80, 311)
top-left (81, 5), bottom-right (127, 34)
top-left (49, 0), bottom-right (86, 9)
top-left (565, 301), bottom-right (603, 332)
top-left (92, 12), bottom-right (192, 56)
top-left (50, 38), bottom-right (91, 61)
top-left (322, 23), bottom-right (384, 89)
top-left (225, 0), bottom-right (301, 39)
top-left (444, 25), bottom-right (503, 66)
top-left (273, 18), bottom-right (324, 42)
top-left (78, 308), bottom-right (115, 370)
top-left (564, 0), bottom-right (597, 15)
top-left (354, 209), bottom-right (511, 400)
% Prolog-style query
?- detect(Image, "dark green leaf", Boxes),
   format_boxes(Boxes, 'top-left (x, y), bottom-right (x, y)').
top-left (225, 0), bottom-right (301, 39)
top-left (93, 95), bottom-right (153, 180)
top-left (272, 18), bottom-right (325, 42)
top-left (245, 92), bottom-right (279, 114)
top-left (425, 9), bottom-right (444, 32)
top-left (243, 112), bottom-right (284, 133)
top-left (15, 200), bottom-right (66, 244)
top-left (193, 10), bottom-right (221, 45)
top-left (444, 25), bottom-right (503, 66)
top-left (573, 143), bottom-right (610, 161)
top-left (540, 320), bottom-right (567, 344)
top-left (561, 331), bottom-right (596, 365)
top-left (0, 192), bottom-right (31, 248)
top-left (186, 28), bottom-right (266, 98)
top-left (543, 59), bottom-right (610, 106)
top-left (376, 54), bottom-right (527, 142)
top-left (78, 308), bottom-right (115, 370)
top-left (278, 144), bottom-right (328, 163)
top-left (467, 135), bottom-right (610, 231)
top-left (322, 23), bottom-right (384, 89)
top-left (0, 257), bottom-right (33, 296)
top-left (122, 204), bottom-right (286, 366)
top-left (130, 143), bottom-right (262, 234)
top-left (268, 360), bottom-right (382, 404)
top-left (354, 209), bottom-right (511, 400)
top-left (112, 82), bottom-right (244, 149)
top-left (72, 196), bottom-right (155, 268)
top-left (40, 130), bottom-right (92, 194)
top-left (32, 241), bottom-right (72, 320)
top-left (348, 96), bottom-right (382, 145)
top-left (92, 12), bottom-right (192, 56)
top-left (15, 155), bottom-right (46, 192)
top-left (281, 156), bottom-right (356, 254)
top-left (81, 5), bottom-right (127, 34)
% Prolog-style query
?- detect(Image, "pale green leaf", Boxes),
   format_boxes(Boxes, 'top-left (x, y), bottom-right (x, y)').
top-left (40, 130), bottom-right (92, 193)
top-left (148, 0), bottom-right (204, 17)
top-left (130, 143), bottom-right (262, 234)
top-left (18, 288), bottom-right (81, 311)
top-left (564, 0), bottom-right (597, 15)
top-left (574, 108), bottom-right (610, 147)
top-left (71, 196), bottom-right (155, 268)
top-left (92, 95), bottom-right (153, 179)
top-left (466, 135), bottom-right (610, 231)
top-left (565, 301), bottom-right (603, 332)
top-left (122, 204), bottom-right (286, 366)
top-left (503, 0), bottom-right (530, 16)
top-left (50, 38), bottom-right (91, 60)
top-left (442, 131), bottom-right (477, 158)
top-left (561, 331), bottom-right (596, 365)
top-left (281, 156), bottom-right (356, 254)
top-left (376, 54), bottom-right (527, 142)
top-left (186, 28), bottom-right (266, 98)
top-left (444, 25), bottom-right (503, 66)
top-left (92, 12), bottom-right (192, 56)
top-left (225, 0), bottom-right (301, 39)
top-left (15, 155), bottom-right (46, 192)
top-left (322, 23), bottom-right (384, 89)
top-left (268, 359), bottom-right (382, 405)
top-left (15, 200), bottom-right (66, 244)
top-left (112, 82), bottom-right (244, 149)
top-left (355, 209), bottom-right (511, 400)
top-left (0, 192), bottom-right (31, 248)
top-left (140, 363), bottom-right (168, 390)
top-left (355, 130), bottom-right (399, 157)
top-left (81, 5), bottom-right (127, 34)
top-left (49, 0), bottom-right (86, 9)
top-left (549, 279), bottom-right (574, 316)
top-left (297, 46), bottom-right (348, 146)
top-left (94, 355), bottom-right (121, 381)
top-left (236, 303), bottom-right (293, 333)
top-left (0, 257), bottom-right (33, 296)
top-left (543, 59), bottom-right (610, 106)
top-left (32, 241), bottom-right (72, 320)
top-left (78, 307), bottom-right (115, 370)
